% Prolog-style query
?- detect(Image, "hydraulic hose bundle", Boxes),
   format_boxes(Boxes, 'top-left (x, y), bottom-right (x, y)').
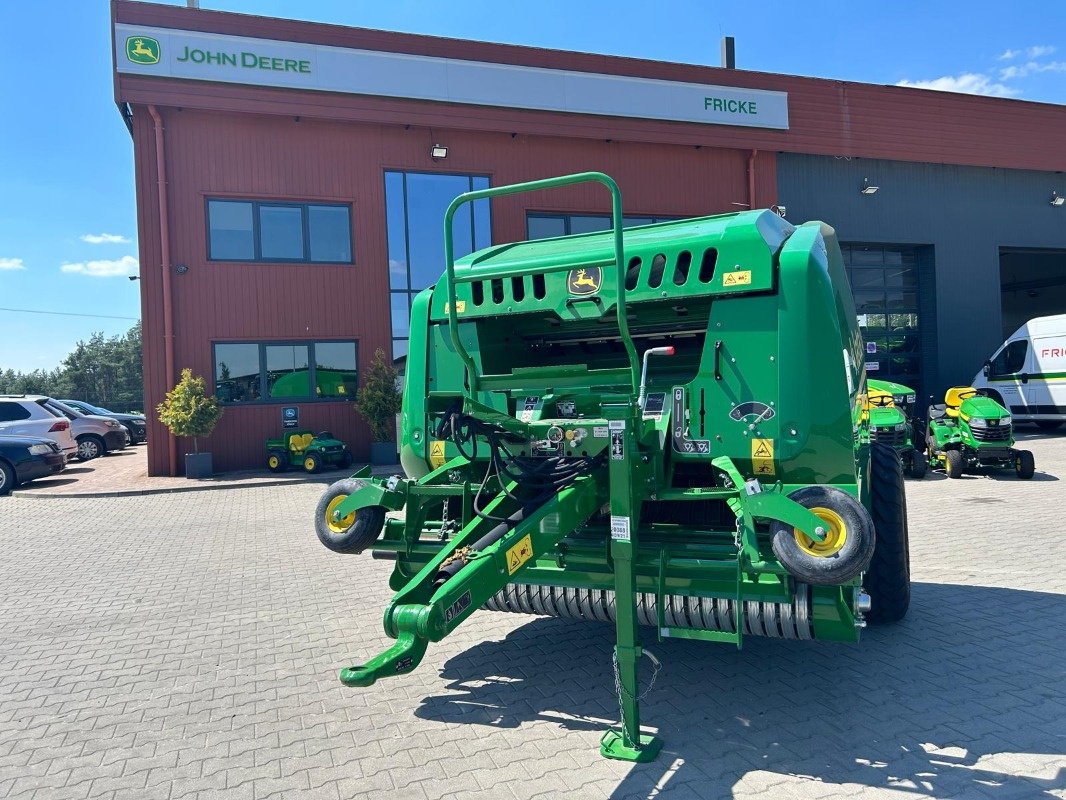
top-left (431, 401), bottom-right (605, 586)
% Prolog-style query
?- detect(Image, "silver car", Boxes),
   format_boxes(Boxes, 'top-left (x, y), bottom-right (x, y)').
top-left (43, 399), bottom-right (128, 461)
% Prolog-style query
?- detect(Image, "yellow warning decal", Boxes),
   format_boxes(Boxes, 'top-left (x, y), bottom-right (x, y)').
top-left (751, 438), bottom-right (775, 476)
top-left (443, 300), bottom-right (466, 313)
top-left (722, 270), bottom-right (752, 287)
top-left (429, 440), bottom-right (447, 468)
top-left (506, 534), bottom-right (534, 575)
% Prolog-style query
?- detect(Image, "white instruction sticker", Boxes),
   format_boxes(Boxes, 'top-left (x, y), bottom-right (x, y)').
top-left (610, 515), bottom-right (631, 541)
top-left (608, 420), bottom-right (626, 430)
top-left (593, 426), bottom-right (609, 438)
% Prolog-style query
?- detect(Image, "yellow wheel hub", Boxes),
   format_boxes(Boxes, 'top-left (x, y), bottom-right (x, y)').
top-left (268, 456), bottom-right (279, 468)
top-left (794, 507), bottom-right (848, 557)
top-left (304, 457), bottom-right (316, 471)
top-left (325, 495), bottom-right (355, 533)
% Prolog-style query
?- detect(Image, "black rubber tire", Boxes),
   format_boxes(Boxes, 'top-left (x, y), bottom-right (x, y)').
top-left (906, 449), bottom-right (928, 479)
top-left (1014, 449), bottom-right (1035, 480)
top-left (865, 442), bottom-right (911, 623)
top-left (944, 449), bottom-right (965, 479)
top-left (303, 452), bottom-right (322, 474)
top-left (0, 459), bottom-right (14, 496)
top-left (76, 435), bottom-right (104, 462)
top-left (339, 451), bottom-right (354, 470)
top-left (770, 485), bottom-right (876, 586)
top-left (314, 478), bottom-right (386, 554)
top-left (266, 451), bottom-right (288, 473)
top-left (1035, 420), bottom-right (1063, 431)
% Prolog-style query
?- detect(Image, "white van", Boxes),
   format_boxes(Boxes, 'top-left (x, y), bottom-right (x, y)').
top-left (973, 314), bottom-right (1066, 430)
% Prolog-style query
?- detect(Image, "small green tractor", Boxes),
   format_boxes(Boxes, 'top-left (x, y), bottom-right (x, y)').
top-left (926, 386), bottom-right (1035, 479)
top-left (313, 173), bottom-right (910, 762)
top-left (267, 430), bottom-right (352, 474)
top-left (866, 379), bottom-right (927, 478)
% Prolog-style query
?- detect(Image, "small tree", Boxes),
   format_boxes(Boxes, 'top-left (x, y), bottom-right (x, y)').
top-left (354, 348), bottom-right (403, 442)
top-left (156, 368), bottom-right (223, 453)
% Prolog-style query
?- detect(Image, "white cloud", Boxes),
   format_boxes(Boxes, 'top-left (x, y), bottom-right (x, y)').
top-left (80, 233), bottom-right (131, 245)
top-left (1000, 60), bottom-right (1066, 80)
top-left (0, 257), bottom-right (26, 271)
top-left (896, 73), bottom-right (1018, 98)
top-left (998, 48), bottom-right (1020, 61)
top-left (1028, 45), bottom-right (1056, 58)
top-left (60, 255), bottom-right (139, 278)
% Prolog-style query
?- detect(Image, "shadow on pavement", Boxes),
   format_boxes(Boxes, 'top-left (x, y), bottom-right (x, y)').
top-left (417, 582), bottom-right (1065, 798)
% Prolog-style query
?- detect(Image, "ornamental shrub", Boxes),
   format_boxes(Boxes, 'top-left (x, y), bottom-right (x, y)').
top-left (156, 368), bottom-right (223, 453)
top-left (354, 348), bottom-right (402, 442)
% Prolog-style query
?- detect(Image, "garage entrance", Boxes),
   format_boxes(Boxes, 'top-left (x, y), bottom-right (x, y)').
top-left (1000, 247), bottom-right (1066, 336)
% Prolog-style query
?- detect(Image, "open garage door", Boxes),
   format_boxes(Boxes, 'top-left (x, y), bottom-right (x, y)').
top-left (1000, 248), bottom-right (1066, 337)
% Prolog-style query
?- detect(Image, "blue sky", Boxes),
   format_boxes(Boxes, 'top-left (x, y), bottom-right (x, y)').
top-left (1, 1), bottom-right (1063, 372)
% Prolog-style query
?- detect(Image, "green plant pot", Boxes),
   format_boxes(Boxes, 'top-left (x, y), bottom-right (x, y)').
top-left (185, 452), bottom-right (214, 479)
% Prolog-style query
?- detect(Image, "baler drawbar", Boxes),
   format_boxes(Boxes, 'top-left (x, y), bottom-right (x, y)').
top-left (314, 173), bottom-right (910, 761)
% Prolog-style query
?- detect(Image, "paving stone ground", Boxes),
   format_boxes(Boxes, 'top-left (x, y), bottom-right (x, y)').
top-left (1, 429), bottom-right (1064, 799)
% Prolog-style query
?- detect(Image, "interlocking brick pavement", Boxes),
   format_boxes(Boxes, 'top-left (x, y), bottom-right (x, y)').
top-left (1, 430), bottom-right (1064, 799)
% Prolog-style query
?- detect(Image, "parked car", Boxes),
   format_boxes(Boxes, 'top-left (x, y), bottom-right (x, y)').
top-left (0, 396), bottom-right (77, 460)
top-left (42, 399), bottom-right (128, 461)
top-left (59, 400), bottom-right (148, 444)
top-left (0, 434), bottom-right (67, 495)
top-left (972, 313), bottom-right (1066, 430)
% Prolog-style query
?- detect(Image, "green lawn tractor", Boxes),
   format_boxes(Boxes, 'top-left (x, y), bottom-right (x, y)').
top-left (267, 430), bottom-right (353, 473)
top-left (866, 379), bottom-right (927, 479)
top-left (313, 173), bottom-right (910, 762)
top-left (926, 386), bottom-right (1034, 479)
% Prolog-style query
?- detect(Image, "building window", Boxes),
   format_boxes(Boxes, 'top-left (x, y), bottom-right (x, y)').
top-left (526, 213), bottom-right (678, 240)
top-left (207, 199), bottom-right (353, 263)
top-left (213, 341), bottom-right (358, 404)
top-left (841, 243), bottom-right (922, 389)
top-left (385, 172), bottom-right (491, 359)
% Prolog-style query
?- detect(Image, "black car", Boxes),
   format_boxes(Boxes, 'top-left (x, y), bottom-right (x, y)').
top-left (60, 400), bottom-right (148, 444)
top-left (0, 434), bottom-right (67, 495)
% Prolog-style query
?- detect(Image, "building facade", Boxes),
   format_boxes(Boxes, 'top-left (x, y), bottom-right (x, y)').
top-left (111, 1), bottom-right (1066, 475)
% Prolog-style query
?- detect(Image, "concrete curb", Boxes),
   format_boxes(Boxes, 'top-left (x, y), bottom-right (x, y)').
top-left (13, 465), bottom-right (404, 500)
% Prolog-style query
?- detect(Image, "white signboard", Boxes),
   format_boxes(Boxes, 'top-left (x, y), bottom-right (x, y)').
top-left (115, 24), bottom-right (789, 130)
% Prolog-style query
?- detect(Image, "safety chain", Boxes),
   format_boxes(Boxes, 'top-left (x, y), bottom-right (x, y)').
top-left (439, 497), bottom-right (451, 541)
top-left (611, 648), bottom-right (662, 747)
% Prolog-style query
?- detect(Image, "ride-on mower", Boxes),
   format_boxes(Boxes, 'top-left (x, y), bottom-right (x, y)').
top-left (313, 173), bottom-right (910, 762)
top-left (866, 379), bottom-right (926, 478)
top-left (267, 430), bottom-right (352, 473)
top-left (926, 387), bottom-right (1035, 479)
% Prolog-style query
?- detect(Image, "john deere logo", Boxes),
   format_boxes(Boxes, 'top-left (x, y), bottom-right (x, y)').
top-left (567, 267), bottom-right (602, 296)
top-left (126, 36), bottom-right (160, 65)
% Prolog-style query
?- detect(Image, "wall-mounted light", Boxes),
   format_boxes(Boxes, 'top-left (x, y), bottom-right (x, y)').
top-left (128, 275), bottom-right (140, 282)
top-left (860, 177), bottom-right (879, 195)
top-left (175, 263), bottom-right (189, 275)
top-left (1051, 191), bottom-right (1065, 207)
top-left (430, 144), bottom-right (448, 160)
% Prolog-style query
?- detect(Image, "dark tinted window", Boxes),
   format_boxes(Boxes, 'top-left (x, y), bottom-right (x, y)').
top-left (386, 171), bottom-right (490, 359)
top-left (208, 199), bottom-right (352, 264)
top-left (214, 342), bottom-right (358, 404)
top-left (526, 213), bottom-right (678, 240)
top-left (313, 342), bottom-right (358, 399)
top-left (0, 402), bottom-right (31, 422)
top-left (258, 205), bottom-right (304, 260)
top-left (990, 340), bottom-right (1028, 377)
top-left (208, 200), bottom-right (255, 260)
top-left (215, 343), bottom-right (261, 403)
top-left (266, 345), bottom-right (311, 399)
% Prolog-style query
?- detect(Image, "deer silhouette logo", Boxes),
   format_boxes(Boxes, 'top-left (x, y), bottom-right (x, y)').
top-left (567, 267), bottom-right (602, 295)
top-left (126, 36), bottom-right (160, 65)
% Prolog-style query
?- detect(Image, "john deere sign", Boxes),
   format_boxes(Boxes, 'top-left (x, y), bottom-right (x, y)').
top-left (115, 23), bottom-right (789, 130)
top-left (125, 36), bottom-right (159, 65)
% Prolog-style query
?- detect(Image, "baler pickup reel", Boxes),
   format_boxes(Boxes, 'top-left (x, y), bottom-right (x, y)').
top-left (314, 173), bottom-right (896, 763)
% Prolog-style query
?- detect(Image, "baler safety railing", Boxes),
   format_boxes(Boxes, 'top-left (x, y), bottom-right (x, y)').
top-left (442, 172), bottom-right (640, 399)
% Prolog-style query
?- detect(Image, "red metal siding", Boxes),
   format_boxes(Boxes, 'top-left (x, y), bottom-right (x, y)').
top-left (114, 0), bottom-right (1066, 172)
top-left (133, 106), bottom-right (769, 475)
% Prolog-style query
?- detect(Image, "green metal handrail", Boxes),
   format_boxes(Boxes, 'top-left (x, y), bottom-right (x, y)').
top-left (442, 172), bottom-right (639, 398)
